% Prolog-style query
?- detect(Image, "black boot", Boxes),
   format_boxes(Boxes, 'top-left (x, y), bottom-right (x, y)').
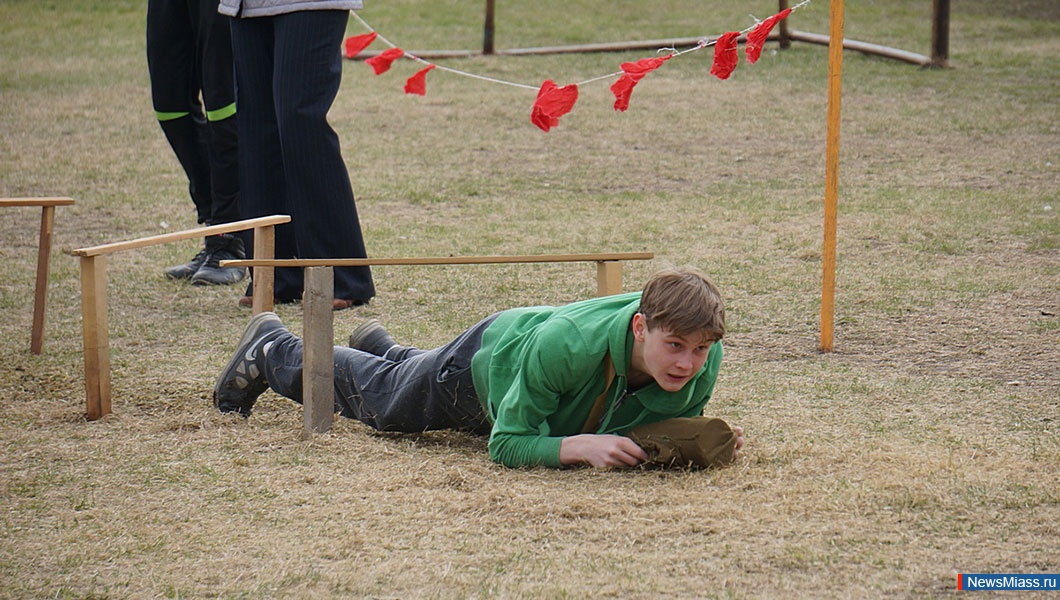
top-left (165, 243), bottom-right (210, 280)
top-left (347, 319), bottom-right (397, 356)
top-left (191, 233), bottom-right (247, 286)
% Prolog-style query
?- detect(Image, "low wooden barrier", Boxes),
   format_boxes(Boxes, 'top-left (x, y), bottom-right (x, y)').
top-left (224, 252), bottom-right (654, 435)
top-left (69, 215), bottom-right (291, 420)
top-left (1, 197), bottom-right (76, 354)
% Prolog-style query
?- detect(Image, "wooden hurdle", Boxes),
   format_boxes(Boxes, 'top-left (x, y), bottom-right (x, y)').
top-left (1, 197), bottom-right (76, 355)
top-left (224, 252), bottom-right (654, 435)
top-left (68, 215), bottom-right (291, 421)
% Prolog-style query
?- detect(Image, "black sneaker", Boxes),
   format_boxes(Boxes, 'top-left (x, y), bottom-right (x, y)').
top-left (165, 245), bottom-right (210, 280)
top-left (213, 311), bottom-right (288, 416)
top-left (191, 234), bottom-right (247, 286)
top-left (347, 318), bottom-right (397, 356)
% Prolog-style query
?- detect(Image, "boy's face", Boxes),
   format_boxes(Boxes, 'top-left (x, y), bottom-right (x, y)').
top-left (632, 313), bottom-right (714, 392)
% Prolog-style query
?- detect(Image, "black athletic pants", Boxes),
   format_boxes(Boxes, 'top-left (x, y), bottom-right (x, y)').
top-left (146, 0), bottom-right (240, 226)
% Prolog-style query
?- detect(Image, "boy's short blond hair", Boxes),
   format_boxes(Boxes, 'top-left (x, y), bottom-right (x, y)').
top-left (638, 268), bottom-right (725, 341)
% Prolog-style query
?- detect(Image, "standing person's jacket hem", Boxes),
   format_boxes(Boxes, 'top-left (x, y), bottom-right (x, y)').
top-left (218, 0), bottom-right (363, 18)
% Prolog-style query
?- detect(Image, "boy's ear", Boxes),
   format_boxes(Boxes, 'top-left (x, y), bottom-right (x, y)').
top-left (632, 312), bottom-right (647, 342)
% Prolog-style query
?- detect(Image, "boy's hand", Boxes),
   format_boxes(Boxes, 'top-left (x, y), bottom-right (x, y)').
top-left (559, 434), bottom-right (650, 468)
top-left (732, 425), bottom-right (745, 460)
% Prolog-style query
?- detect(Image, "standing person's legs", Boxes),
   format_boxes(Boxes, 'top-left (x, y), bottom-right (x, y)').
top-left (229, 15), bottom-right (303, 301)
top-left (147, 0), bottom-right (213, 226)
top-left (149, 0), bottom-right (242, 283)
top-left (187, 0), bottom-right (246, 285)
top-left (271, 10), bottom-right (375, 303)
top-left (263, 316), bottom-right (496, 433)
top-left (195, 0), bottom-right (239, 227)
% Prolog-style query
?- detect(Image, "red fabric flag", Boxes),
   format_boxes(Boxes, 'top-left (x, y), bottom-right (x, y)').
top-left (343, 32), bottom-right (378, 59)
top-left (610, 75), bottom-right (638, 112)
top-left (365, 47), bottom-right (405, 75)
top-left (530, 80), bottom-right (579, 132)
top-left (622, 55), bottom-right (672, 79)
top-left (745, 8), bottom-right (792, 64)
top-left (709, 31), bottom-right (741, 80)
top-left (404, 64), bottom-right (436, 95)
top-left (610, 54), bottom-right (672, 112)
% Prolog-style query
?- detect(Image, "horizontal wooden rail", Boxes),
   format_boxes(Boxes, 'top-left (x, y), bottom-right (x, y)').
top-left (787, 30), bottom-right (932, 66)
top-left (1, 197), bottom-right (76, 354)
top-left (231, 252), bottom-right (655, 436)
top-left (223, 252), bottom-right (653, 268)
top-left (0, 197), bottom-right (76, 208)
top-left (227, 252), bottom-right (654, 317)
top-left (70, 215), bottom-right (291, 257)
top-left (69, 215), bottom-right (291, 421)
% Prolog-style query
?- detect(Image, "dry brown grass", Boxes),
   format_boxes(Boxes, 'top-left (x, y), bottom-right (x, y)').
top-left (2, 0), bottom-right (1058, 597)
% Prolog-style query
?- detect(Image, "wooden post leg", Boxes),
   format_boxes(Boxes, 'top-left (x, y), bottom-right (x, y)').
top-left (596, 261), bottom-right (623, 297)
top-left (778, 0), bottom-right (792, 49)
top-left (930, 0), bottom-right (950, 67)
top-left (80, 255), bottom-right (111, 420)
top-left (251, 224), bottom-right (276, 314)
top-left (30, 205), bottom-right (56, 354)
top-left (302, 267), bottom-right (334, 436)
top-left (483, 0), bottom-right (496, 54)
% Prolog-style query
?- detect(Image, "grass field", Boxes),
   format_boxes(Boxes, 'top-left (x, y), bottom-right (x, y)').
top-left (1, 0), bottom-right (1058, 597)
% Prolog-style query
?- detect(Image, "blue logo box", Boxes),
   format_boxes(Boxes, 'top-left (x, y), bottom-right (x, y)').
top-left (959, 574), bottom-right (1060, 591)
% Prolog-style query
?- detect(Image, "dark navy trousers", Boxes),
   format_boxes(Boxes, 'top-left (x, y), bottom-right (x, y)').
top-left (229, 10), bottom-right (375, 302)
top-left (263, 316), bottom-right (498, 434)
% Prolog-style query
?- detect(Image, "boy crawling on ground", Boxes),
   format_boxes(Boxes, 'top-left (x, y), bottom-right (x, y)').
top-left (213, 267), bottom-right (743, 469)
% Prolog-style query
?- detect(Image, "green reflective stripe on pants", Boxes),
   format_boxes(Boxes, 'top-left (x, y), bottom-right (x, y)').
top-left (155, 110), bottom-right (190, 122)
top-left (206, 102), bottom-right (236, 122)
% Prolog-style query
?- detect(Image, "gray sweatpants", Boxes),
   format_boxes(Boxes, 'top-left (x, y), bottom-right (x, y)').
top-left (262, 315), bottom-right (498, 434)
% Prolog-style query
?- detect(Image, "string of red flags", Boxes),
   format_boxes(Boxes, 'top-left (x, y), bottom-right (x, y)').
top-left (345, 1), bottom-right (809, 132)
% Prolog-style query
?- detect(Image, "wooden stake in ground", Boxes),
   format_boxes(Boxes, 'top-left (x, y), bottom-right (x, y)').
top-left (0, 197), bottom-right (75, 354)
top-left (820, 0), bottom-right (845, 352)
top-left (302, 267), bottom-right (335, 436)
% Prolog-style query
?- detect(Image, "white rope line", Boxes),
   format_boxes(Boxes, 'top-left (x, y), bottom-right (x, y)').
top-left (351, 0), bottom-right (812, 92)
top-left (350, 11), bottom-right (539, 91)
top-left (574, 0), bottom-right (813, 85)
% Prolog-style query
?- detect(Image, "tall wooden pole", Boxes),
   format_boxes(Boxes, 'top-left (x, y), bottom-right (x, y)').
top-left (778, 0), bottom-right (792, 49)
top-left (930, 0), bottom-right (951, 67)
top-left (820, 0), bottom-right (845, 352)
top-left (483, 0), bottom-right (495, 55)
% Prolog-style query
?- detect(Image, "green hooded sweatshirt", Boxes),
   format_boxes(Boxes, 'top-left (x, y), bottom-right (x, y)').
top-left (471, 292), bottom-right (723, 468)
